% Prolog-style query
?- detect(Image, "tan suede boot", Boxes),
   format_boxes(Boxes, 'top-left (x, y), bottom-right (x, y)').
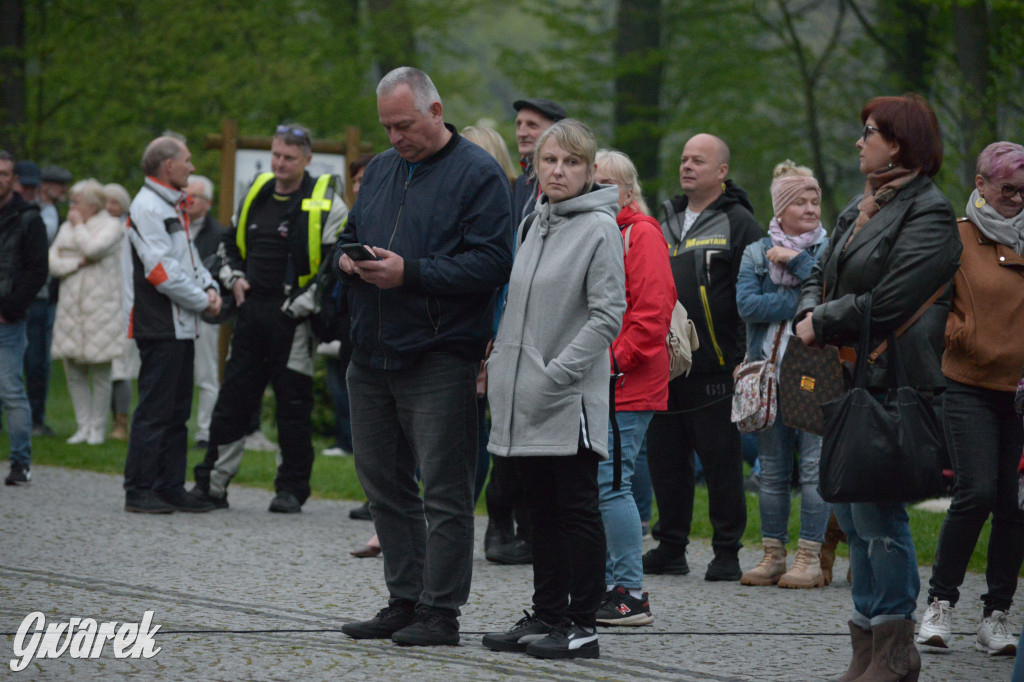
top-left (821, 512), bottom-right (846, 586)
top-left (740, 538), bottom-right (786, 586)
top-left (834, 621), bottom-right (872, 682)
top-left (110, 413), bottom-right (129, 441)
top-left (855, 619), bottom-right (921, 682)
top-left (778, 539), bottom-right (825, 589)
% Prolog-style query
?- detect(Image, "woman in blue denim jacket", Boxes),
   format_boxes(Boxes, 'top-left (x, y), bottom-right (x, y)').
top-left (736, 161), bottom-right (829, 590)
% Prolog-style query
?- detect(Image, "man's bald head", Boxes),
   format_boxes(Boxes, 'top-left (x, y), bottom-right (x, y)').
top-left (678, 133), bottom-right (731, 208)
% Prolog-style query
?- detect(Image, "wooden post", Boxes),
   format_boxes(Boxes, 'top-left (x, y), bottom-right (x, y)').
top-left (216, 119), bottom-right (238, 225)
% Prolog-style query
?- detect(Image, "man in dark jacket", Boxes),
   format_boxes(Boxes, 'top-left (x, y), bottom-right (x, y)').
top-left (643, 134), bottom-right (761, 581)
top-left (481, 95), bottom-right (566, 566)
top-left (337, 67), bottom-right (513, 647)
top-left (0, 151), bottom-right (48, 486)
top-left (184, 174), bottom-right (228, 450)
top-left (192, 125), bottom-right (347, 514)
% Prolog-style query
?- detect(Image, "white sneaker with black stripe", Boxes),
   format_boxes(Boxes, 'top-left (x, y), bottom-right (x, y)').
top-left (525, 620), bottom-right (599, 659)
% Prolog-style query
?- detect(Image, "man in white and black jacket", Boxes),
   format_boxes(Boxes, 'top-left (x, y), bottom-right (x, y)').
top-left (336, 67), bottom-right (513, 647)
top-left (123, 136), bottom-right (221, 514)
top-left (643, 134), bottom-right (761, 581)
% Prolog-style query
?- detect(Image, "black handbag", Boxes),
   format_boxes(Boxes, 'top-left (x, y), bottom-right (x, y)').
top-left (818, 299), bottom-right (945, 504)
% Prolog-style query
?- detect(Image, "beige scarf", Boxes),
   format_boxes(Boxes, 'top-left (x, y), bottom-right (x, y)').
top-left (844, 166), bottom-right (919, 252)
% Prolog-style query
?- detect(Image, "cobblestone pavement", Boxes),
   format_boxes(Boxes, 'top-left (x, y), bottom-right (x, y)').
top-left (1, 466), bottom-right (1016, 680)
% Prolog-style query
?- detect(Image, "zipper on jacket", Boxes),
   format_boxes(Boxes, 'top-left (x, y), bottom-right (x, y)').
top-left (377, 176), bottom-right (411, 368)
top-left (699, 284), bottom-right (726, 367)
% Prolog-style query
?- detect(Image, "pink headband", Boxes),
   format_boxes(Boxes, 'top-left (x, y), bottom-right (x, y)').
top-left (771, 175), bottom-right (821, 216)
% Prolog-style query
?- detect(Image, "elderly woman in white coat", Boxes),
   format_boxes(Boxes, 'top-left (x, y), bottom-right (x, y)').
top-left (482, 119), bottom-right (626, 661)
top-left (49, 179), bottom-right (125, 444)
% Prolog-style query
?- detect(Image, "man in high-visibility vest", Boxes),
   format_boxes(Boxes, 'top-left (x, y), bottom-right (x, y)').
top-left (192, 124), bottom-right (347, 513)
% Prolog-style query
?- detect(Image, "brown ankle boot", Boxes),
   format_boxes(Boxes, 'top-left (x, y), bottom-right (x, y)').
top-left (820, 512), bottom-right (846, 585)
top-left (110, 413), bottom-right (129, 440)
top-left (740, 538), bottom-right (786, 586)
top-left (856, 619), bottom-right (921, 682)
top-left (834, 620), bottom-right (872, 681)
top-left (778, 539), bottom-right (825, 589)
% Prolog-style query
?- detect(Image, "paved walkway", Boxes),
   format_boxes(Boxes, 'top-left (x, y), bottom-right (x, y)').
top-left (1, 466), bottom-right (1016, 680)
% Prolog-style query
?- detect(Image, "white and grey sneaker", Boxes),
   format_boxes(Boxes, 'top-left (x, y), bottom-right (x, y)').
top-left (976, 610), bottom-right (1017, 656)
top-left (916, 599), bottom-right (953, 648)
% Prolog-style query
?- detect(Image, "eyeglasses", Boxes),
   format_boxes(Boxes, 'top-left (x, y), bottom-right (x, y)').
top-left (986, 177), bottom-right (1024, 201)
top-left (276, 125), bottom-right (310, 142)
top-left (861, 124), bottom-right (881, 140)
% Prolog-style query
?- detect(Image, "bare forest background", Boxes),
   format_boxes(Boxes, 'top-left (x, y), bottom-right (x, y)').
top-left (2, 0), bottom-right (1022, 226)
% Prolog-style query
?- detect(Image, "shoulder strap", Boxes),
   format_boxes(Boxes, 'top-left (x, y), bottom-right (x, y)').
top-left (866, 285), bottom-right (945, 363)
top-left (622, 225), bottom-right (633, 256)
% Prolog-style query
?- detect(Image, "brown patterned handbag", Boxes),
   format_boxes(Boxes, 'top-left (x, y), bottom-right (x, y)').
top-left (778, 341), bottom-right (844, 435)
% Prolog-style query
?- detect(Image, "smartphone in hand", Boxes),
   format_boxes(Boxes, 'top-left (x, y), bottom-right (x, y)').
top-left (340, 243), bottom-right (380, 261)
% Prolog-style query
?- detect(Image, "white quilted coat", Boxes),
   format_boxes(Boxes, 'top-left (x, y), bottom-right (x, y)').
top-left (49, 211), bottom-right (127, 363)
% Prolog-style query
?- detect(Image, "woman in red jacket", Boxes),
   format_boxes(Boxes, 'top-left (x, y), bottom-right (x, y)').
top-left (592, 150), bottom-right (676, 626)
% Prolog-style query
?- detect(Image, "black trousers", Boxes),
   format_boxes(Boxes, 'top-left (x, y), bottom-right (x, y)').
top-left (124, 339), bottom-right (194, 495)
top-left (516, 450), bottom-right (605, 629)
top-left (929, 380), bottom-right (1024, 612)
top-left (195, 297), bottom-right (314, 501)
top-left (646, 395), bottom-right (747, 554)
top-left (485, 456), bottom-right (533, 541)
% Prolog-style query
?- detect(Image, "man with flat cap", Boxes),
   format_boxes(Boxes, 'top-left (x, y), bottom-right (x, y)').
top-left (480, 95), bottom-right (567, 566)
top-left (24, 164), bottom-right (73, 437)
top-left (510, 98), bottom-right (566, 221)
top-left (13, 161), bottom-right (40, 204)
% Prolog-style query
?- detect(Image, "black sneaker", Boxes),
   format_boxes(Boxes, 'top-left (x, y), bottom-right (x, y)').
top-left (268, 491), bottom-right (301, 513)
top-left (189, 485), bottom-right (229, 509)
top-left (482, 610), bottom-right (555, 652)
top-left (349, 501), bottom-right (371, 520)
top-left (158, 487), bottom-right (215, 513)
top-left (595, 587), bottom-right (653, 626)
top-left (485, 539), bottom-right (533, 565)
top-left (525, 620), bottom-right (599, 660)
top-left (392, 605), bottom-right (460, 647)
top-left (5, 462), bottom-right (31, 486)
top-left (125, 491), bottom-right (175, 514)
top-left (342, 602), bottom-right (415, 640)
top-left (705, 551), bottom-right (742, 582)
top-left (483, 520), bottom-right (513, 554)
top-left (642, 546), bottom-right (689, 575)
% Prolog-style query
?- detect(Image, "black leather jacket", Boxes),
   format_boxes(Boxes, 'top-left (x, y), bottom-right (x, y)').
top-left (0, 194), bottom-right (48, 321)
top-left (797, 174), bottom-right (961, 391)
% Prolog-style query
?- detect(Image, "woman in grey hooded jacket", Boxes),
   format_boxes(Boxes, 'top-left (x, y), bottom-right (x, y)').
top-left (482, 119), bottom-right (626, 660)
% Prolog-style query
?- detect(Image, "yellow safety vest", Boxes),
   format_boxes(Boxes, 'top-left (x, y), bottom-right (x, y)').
top-left (235, 172), bottom-right (335, 288)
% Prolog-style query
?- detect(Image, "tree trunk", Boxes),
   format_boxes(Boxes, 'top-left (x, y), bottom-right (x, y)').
top-left (612, 0), bottom-right (664, 193)
top-left (368, 0), bottom-right (418, 77)
top-left (952, 0), bottom-right (994, 186)
top-left (0, 0), bottom-right (26, 154)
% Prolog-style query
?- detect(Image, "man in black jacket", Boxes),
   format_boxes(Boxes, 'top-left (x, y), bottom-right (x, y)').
top-left (192, 125), bottom-right (347, 514)
top-left (0, 151), bottom-right (53, 485)
top-left (184, 175), bottom-right (228, 450)
top-left (337, 67), bottom-right (513, 647)
top-left (643, 134), bottom-right (761, 581)
top-left (480, 96), bottom-right (567, 566)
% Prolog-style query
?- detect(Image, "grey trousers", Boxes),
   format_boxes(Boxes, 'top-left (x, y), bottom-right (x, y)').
top-left (347, 352), bottom-right (478, 613)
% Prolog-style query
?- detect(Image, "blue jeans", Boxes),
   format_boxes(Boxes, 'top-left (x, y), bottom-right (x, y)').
top-left (324, 357), bottom-right (353, 452)
top-left (347, 353), bottom-right (478, 613)
top-left (757, 420), bottom-right (830, 543)
top-left (834, 501), bottom-right (920, 627)
top-left (599, 410), bottom-right (652, 589)
top-left (24, 298), bottom-right (55, 426)
top-left (0, 320), bottom-right (32, 467)
top-left (631, 435), bottom-right (652, 523)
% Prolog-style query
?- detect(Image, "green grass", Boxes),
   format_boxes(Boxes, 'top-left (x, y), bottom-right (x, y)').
top-left (4, 361), bottom-right (998, 572)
